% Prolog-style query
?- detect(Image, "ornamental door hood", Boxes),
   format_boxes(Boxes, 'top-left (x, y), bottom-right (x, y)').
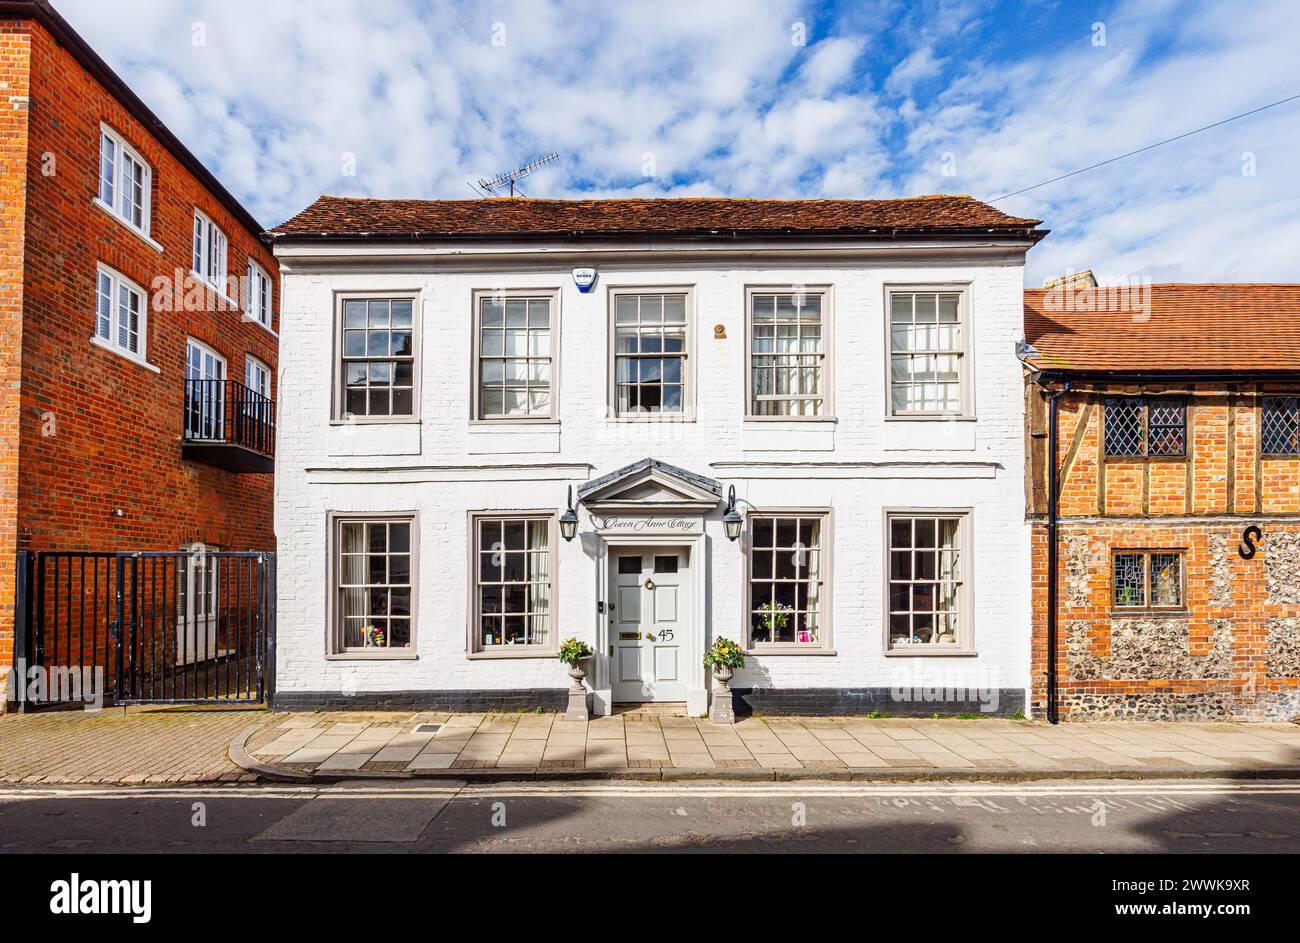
top-left (576, 458), bottom-right (722, 514)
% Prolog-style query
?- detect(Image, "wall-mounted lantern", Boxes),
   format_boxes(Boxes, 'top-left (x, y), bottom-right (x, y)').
top-left (723, 485), bottom-right (743, 542)
top-left (559, 485), bottom-right (579, 542)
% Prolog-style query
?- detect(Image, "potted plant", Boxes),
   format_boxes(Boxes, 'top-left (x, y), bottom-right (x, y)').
top-left (558, 636), bottom-right (595, 721)
top-left (704, 637), bottom-right (746, 724)
top-left (757, 602), bottom-right (792, 641)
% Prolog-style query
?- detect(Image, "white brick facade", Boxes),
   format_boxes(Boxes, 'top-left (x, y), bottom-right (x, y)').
top-left (272, 234), bottom-right (1033, 716)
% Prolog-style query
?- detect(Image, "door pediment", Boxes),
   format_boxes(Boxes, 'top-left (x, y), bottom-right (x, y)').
top-left (578, 458), bottom-right (722, 513)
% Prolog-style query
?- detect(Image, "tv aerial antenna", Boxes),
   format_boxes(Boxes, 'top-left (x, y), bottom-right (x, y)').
top-left (473, 152), bottom-right (559, 197)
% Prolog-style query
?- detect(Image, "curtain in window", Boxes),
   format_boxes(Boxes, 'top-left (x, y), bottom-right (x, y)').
top-left (526, 520), bottom-right (550, 645)
top-left (339, 522), bottom-right (368, 648)
top-left (801, 518), bottom-right (821, 642)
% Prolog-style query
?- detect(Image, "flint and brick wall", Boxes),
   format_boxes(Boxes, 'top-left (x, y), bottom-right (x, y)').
top-left (1029, 383), bottom-right (1300, 721)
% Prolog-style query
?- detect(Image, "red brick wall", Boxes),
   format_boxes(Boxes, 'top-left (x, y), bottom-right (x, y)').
top-left (1029, 382), bottom-right (1300, 721)
top-left (16, 20), bottom-right (277, 556)
top-left (0, 24), bottom-right (33, 680)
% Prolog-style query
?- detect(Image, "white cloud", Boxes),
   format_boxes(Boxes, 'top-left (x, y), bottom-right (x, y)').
top-left (52, 0), bottom-right (1300, 285)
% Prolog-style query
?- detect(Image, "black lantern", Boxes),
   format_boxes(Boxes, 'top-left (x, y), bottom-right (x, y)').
top-left (559, 485), bottom-right (579, 541)
top-left (723, 484), bottom-right (743, 542)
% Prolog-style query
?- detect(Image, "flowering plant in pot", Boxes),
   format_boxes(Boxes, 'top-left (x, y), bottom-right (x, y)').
top-left (704, 637), bottom-right (745, 725)
top-left (558, 636), bottom-right (595, 721)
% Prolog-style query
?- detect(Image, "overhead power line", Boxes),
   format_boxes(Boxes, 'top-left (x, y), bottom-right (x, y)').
top-left (987, 92), bottom-right (1300, 203)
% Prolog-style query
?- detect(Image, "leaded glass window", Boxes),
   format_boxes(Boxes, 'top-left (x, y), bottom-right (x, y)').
top-left (1104, 398), bottom-right (1185, 457)
top-left (1113, 550), bottom-right (1184, 610)
top-left (1262, 396), bottom-right (1300, 455)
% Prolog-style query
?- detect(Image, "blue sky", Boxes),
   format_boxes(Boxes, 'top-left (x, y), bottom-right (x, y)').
top-left (58, 0), bottom-right (1299, 284)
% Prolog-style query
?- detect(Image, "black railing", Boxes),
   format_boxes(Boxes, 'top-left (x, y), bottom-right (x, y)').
top-left (184, 378), bottom-right (275, 457)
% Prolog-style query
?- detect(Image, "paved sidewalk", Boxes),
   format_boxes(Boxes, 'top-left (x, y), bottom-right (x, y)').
top-left (0, 707), bottom-right (267, 784)
top-left (236, 708), bottom-right (1300, 781)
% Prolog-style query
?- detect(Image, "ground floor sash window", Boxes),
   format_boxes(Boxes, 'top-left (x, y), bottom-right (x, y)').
top-left (746, 512), bottom-right (829, 651)
top-left (335, 517), bottom-right (414, 651)
top-left (473, 514), bottom-right (555, 652)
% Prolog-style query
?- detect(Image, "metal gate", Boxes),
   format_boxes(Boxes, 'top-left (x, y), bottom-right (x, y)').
top-left (14, 550), bottom-right (276, 709)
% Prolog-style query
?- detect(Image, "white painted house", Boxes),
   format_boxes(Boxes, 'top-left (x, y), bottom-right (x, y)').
top-left (268, 196), bottom-right (1045, 717)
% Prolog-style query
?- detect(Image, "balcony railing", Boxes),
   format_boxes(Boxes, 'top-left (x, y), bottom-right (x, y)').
top-left (182, 378), bottom-right (275, 473)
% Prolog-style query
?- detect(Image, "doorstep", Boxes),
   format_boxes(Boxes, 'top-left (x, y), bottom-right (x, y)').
top-left (229, 710), bottom-right (1300, 784)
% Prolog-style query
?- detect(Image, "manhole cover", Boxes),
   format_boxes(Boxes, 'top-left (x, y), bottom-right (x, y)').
top-left (415, 724), bottom-right (441, 734)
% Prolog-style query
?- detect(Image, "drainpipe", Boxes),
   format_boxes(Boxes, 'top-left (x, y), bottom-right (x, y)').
top-left (1044, 380), bottom-right (1071, 725)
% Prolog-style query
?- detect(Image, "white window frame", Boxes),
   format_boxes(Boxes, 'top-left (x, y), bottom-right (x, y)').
top-left (327, 513), bottom-right (419, 659)
top-left (91, 263), bottom-right (152, 369)
top-left (607, 285), bottom-right (696, 421)
top-left (333, 291), bottom-right (421, 423)
top-left (742, 508), bottom-right (834, 654)
top-left (470, 287), bottom-right (561, 423)
top-left (95, 124), bottom-right (155, 246)
top-left (185, 337), bottom-right (227, 441)
top-left (244, 354), bottom-right (271, 396)
top-left (192, 209), bottom-right (229, 291)
top-left (883, 508), bottom-right (975, 656)
top-left (466, 510), bottom-right (559, 658)
top-left (884, 284), bottom-right (973, 419)
top-left (745, 284), bottom-right (834, 420)
top-left (245, 260), bottom-right (275, 331)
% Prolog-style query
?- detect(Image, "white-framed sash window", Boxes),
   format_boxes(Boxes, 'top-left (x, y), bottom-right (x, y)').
top-left (246, 261), bottom-right (274, 329)
top-left (192, 210), bottom-right (228, 290)
top-left (97, 125), bottom-right (152, 237)
top-left (92, 263), bottom-right (148, 365)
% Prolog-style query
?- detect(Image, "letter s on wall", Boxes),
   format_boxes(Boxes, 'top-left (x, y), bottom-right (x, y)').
top-left (1239, 524), bottom-right (1263, 560)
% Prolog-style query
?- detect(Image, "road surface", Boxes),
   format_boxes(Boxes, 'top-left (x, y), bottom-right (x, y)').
top-left (1, 778), bottom-right (1298, 853)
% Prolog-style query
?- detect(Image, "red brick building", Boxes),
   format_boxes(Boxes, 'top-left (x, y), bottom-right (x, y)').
top-left (1024, 278), bottom-right (1300, 721)
top-left (0, 1), bottom-right (277, 704)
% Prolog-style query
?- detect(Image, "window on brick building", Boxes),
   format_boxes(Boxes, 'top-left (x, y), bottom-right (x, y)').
top-left (610, 289), bottom-right (692, 418)
top-left (888, 288), bottom-right (968, 416)
top-left (887, 511), bottom-right (971, 651)
top-left (1113, 550), bottom-right (1184, 610)
top-left (473, 290), bottom-right (556, 420)
top-left (192, 210), bottom-right (228, 290)
top-left (747, 288), bottom-right (829, 417)
top-left (1262, 396), bottom-right (1300, 456)
top-left (1104, 397), bottom-right (1186, 457)
top-left (246, 261), bottom-right (274, 329)
top-left (93, 263), bottom-right (147, 363)
top-left (746, 512), bottom-right (830, 651)
top-left (333, 516), bottom-right (415, 653)
top-left (97, 125), bottom-right (152, 237)
top-left (471, 514), bottom-right (555, 653)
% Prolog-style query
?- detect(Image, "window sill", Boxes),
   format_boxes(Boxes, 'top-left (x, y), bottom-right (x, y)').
top-left (1109, 609), bottom-right (1190, 619)
top-left (89, 335), bottom-right (159, 373)
top-left (607, 415), bottom-right (695, 423)
top-left (92, 198), bottom-right (163, 253)
top-left (326, 651), bottom-right (418, 661)
top-left (884, 414), bottom-right (976, 422)
top-left (469, 418), bottom-right (560, 427)
top-left (467, 648), bottom-right (558, 660)
top-left (745, 647), bottom-right (837, 656)
top-left (884, 646), bottom-right (978, 657)
top-left (330, 415), bottom-right (421, 426)
top-left (244, 313), bottom-right (278, 337)
top-left (743, 416), bottom-right (838, 424)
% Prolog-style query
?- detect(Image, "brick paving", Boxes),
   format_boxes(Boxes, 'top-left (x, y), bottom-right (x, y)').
top-left (241, 708), bottom-right (1300, 777)
top-left (0, 707), bottom-right (267, 784)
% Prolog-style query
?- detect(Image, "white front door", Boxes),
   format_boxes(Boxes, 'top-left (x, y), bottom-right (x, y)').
top-left (610, 548), bottom-right (689, 702)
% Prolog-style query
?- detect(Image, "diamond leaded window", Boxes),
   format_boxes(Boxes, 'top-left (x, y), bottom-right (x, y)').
top-left (1262, 396), bottom-right (1300, 456)
top-left (1104, 398), bottom-right (1186, 457)
top-left (1112, 550), bottom-right (1183, 610)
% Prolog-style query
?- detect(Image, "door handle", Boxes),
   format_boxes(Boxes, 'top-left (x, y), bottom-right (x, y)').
top-left (644, 632), bottom-right (654, 641)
